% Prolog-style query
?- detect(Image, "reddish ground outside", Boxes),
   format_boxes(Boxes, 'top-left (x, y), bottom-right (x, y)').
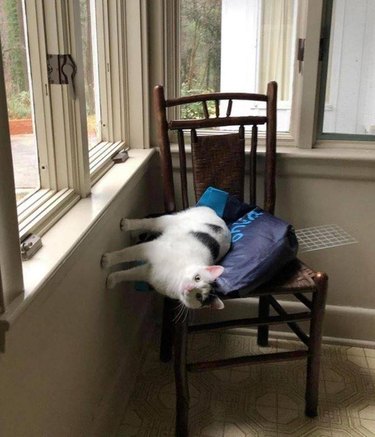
top-left (9, 119), bottom-right (33, 135)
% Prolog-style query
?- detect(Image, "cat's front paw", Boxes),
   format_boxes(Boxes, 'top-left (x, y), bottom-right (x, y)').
top-left (106, 272), bottom-right (118, 289)
top-left (120, 218), bottom-right (129, 231)
top-left (101, 253), bottom-right (112, 269)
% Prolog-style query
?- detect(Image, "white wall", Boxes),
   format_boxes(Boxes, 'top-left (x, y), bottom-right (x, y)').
top-left (0, 154), bottom-right (163, 437)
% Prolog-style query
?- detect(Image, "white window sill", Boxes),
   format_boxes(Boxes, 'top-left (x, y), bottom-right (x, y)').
top-left (170, 143), bottom-right (375, 182)
top-left (276, 144), bottom-right (375, 162)
top-left (171, 142), bottom-right (375, 161)
top-left (0, 148), bottom-right (155, 329)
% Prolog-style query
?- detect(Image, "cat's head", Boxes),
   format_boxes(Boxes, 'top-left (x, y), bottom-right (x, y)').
top-left (179, 265), bottom-right (225, 310)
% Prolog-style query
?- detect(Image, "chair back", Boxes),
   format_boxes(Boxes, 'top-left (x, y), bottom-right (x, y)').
top-left (153, 82), bottom-right (277, 214)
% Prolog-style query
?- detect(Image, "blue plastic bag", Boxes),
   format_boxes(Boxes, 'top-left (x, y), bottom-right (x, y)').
top-left (215, 205), bottom-right (298, 295)
top-left (196, 187), bottom-right (298, 295)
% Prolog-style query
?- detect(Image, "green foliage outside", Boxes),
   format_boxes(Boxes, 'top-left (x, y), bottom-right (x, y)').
top-left (180, 0), bottom-right (221, 119)
top-left (80, 0), bottom-right (95, 117)
top-left (0, 0), bottom-right (95, 120)
top-left (0, 0), bottom-right (31, 119)
top-left (7, 90), bottom-right (31, 119)
top-left (180, 82), bottom-right (216, 119)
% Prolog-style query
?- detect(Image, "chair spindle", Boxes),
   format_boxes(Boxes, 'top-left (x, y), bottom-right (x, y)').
top-left (202, 101), bottom-right (209, 119)
top-left (177, 129), bottom-right (189, 209)
top-left (215, 100), bottom-right (220, 118)
top-left (226, 99), bottom-right (233, 117)
top-left (250, 125), bottom-right (258, 205)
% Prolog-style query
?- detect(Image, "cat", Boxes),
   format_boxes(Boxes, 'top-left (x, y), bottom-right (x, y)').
top-left (101, 206), bottom-right (231, 309)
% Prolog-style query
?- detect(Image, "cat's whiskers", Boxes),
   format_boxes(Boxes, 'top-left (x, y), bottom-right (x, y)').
top-left (173, 302), bottom-right (186, 324)
top-left (183, 306), bottom-right (190, 323)
top-left (173, 301), bottom-right (191, 324)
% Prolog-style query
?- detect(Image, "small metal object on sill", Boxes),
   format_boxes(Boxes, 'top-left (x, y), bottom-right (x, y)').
top-left (20, 234), bottom-right (43, 261)
top-left (112, 148), bottom-right (130, 164)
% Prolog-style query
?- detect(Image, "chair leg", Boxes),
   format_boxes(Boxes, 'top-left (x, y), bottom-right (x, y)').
top-left (160, 297), bottom-right (176, 362)
top-left (257, 296), bottom-right (270, 346)
top-left (174, 316), bottom-right (189, 437)
top-left (305, 273), bottom-right (328, 417)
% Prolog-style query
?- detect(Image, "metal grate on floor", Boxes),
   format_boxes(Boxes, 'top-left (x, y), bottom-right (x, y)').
top-left (296, 224), bottom-right (358, 253)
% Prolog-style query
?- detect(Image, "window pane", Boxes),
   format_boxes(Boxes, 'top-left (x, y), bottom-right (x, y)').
top-left (0, 0), bottom-right (40, 203)
top-left (80, 0), bottom-right (101, 149)
top-left (179, 0), bottom-right (297, 132)
top-left (322, 0), bottom-right (375, 136)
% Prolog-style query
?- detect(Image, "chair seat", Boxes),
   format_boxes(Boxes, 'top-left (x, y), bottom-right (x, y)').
top-left (221, 259), bottom-right (317, 300)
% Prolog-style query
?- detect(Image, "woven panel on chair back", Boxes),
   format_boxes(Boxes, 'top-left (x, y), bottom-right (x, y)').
top-left (191, 132), bottom-right (245, 202)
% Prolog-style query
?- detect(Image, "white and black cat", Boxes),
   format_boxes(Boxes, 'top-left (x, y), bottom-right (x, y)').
top-left (101, 206), bottom-right (231, 309)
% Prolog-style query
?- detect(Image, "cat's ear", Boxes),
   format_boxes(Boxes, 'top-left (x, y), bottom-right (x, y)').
top-left (205, 265), bottom-right (224, 280)
top-left (210, 297), bottom-right (225, 310)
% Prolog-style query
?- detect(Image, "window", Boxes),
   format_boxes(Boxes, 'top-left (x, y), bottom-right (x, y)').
top-left (0, 0), bottom-right (40, 204)
top-left (179, 0), bottom-right (297, 132)
top-left (317, 0), bottom-right (375, 141)
top-left (0, 0), bottom-right (148, 311)
top-left (170, 0), bottom-right (375, 147)
top-left (0, 0), bottom-right (128, 242)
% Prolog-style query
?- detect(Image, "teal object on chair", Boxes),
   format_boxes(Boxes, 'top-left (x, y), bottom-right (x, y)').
top-left (196, 186), bottom-right (228, 217)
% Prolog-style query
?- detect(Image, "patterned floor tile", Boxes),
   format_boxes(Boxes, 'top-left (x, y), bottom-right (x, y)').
top-left (114, 330), bottom-right (375, 437)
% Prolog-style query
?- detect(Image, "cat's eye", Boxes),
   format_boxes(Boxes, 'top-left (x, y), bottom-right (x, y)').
top-left (194, 274), bottom-right (201, 282)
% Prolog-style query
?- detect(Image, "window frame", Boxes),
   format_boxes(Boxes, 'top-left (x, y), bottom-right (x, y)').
top-left (165, 0), bottom-right (309, 146)
top-left (162, 0), bottom-right (375, 150)
top-left (0, 0), bottom-right (149, 312)
top-left (89, 0), bottom-right (128, 184)
top-left (6, 0), bottom-right (134, 241)
top-left (12, 0), bottom-right (89, 242)
top-left (316, 0), bottom-right (375, 143)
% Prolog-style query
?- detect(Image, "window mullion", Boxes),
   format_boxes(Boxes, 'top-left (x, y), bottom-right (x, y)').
top-left (125, 0), bottom-right (149, 147)
top-left (112, 0), bottom-right (127, 141)
top-left (95, 0), bottom-right (109, 142)
top-left (43, 0), bottom-right (90, 197)
top-left (292, 0), bottom-right (323, 149)
top-left (43, 0), bottom-right (73, 190)
top-left (66, 0), bottom-right (91, 196)
top-left (96, 0), bottom-right (128, 144)
top-left (24, 0), bottom-right (57, 190)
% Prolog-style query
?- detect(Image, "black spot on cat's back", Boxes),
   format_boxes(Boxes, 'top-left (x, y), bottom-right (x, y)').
top-left (190, 231), bottom-right (220, 261)
top-left (206, 223), bottom-right (223, 233)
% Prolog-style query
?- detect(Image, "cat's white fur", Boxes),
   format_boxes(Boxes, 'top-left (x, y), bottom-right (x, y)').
top-left (101, 206), bottom-right (231, 309)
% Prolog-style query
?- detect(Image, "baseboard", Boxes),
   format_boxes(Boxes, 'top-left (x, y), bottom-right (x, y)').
top-left (191, 297), bottom-right (375, 348)
top-left (270, 299), bottom-right (375, 347)
top-left (89, 302), bottom-right (155, 437)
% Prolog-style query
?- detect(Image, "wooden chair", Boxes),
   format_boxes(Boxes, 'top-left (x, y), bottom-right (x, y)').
top-left (153, 82), bottom-right (328, 437)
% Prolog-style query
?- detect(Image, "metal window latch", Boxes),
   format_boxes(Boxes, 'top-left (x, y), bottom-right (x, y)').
top-left (112, 148), bottom-right (130, 164)
top-left (20, 234), bottom-right (42, 261)
top-left (47, 54), bottom-right (77, 99)
top-left (297, 38), bottom-right (305, 73)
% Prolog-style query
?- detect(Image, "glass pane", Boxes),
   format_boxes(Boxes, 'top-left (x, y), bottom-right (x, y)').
top-left (322, 0), bottom-right (375, 136)
top-left (80, 0), bottom-right (101, 149)
top-left (0, 0), bottom-right (40, 203)
top-left (179, 0), bottom-right (297, 132)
